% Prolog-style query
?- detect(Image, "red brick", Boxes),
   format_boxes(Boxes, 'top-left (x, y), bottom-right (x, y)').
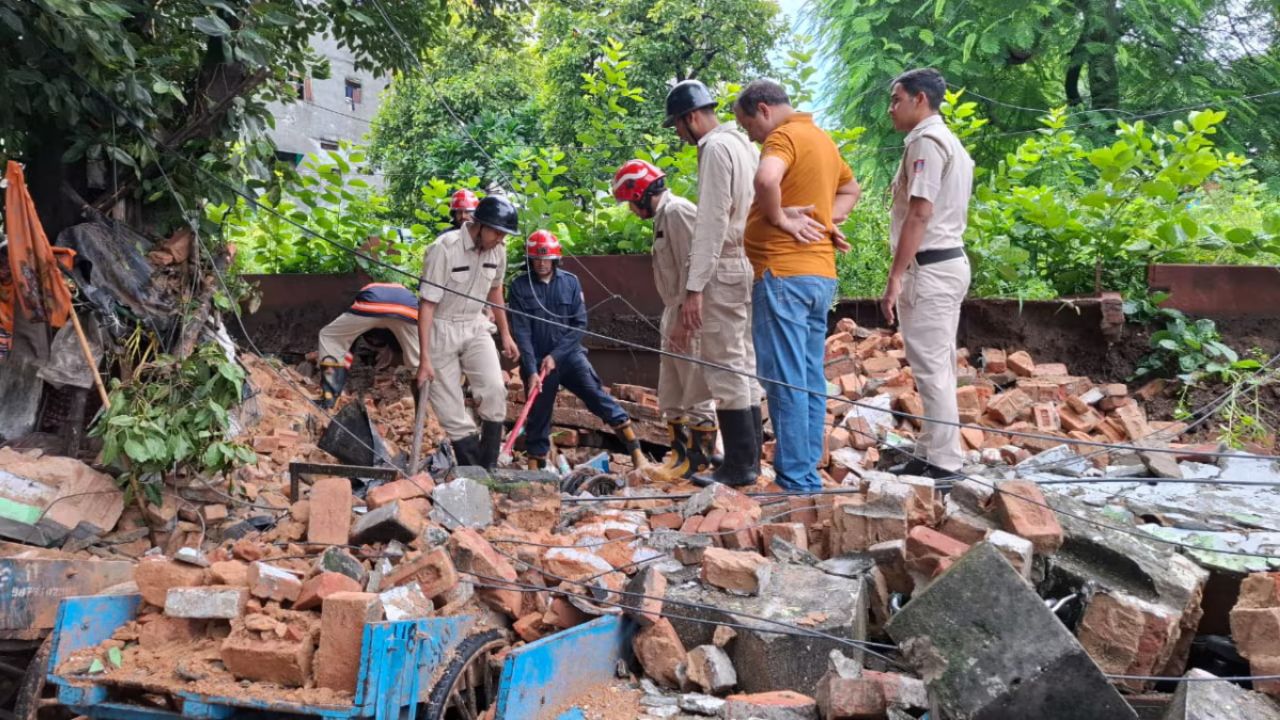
top-left (1018, 379), bottom-right (1064, 404)
top-left (1097, 418), bottom-right (1128, 443)
top-left (295, 572), bottom-right (363, 611)
top-left (817, 675), bottom-right (884, 719)
top-left (1231, 607), bottom-right (1280, 660)
top-left (649, 512), bottom-right (685, 531)
top-left (1248, 655), bottom-right (1280, 697)
top-left (1238, 573), bottom-right (1280, 609)
top-left (252, 435), bottom-right (279, 454)
top-left (1135, 379), bottom-right (1167, 402)
top-left (956, 385), bottom-right (985, 424)
top-left (759, 523), bottom-right (808, 557)
top-left (201, 504), bottom-right (229, 524)
top-left (624, 567), bottom-right (667, 627)
top-left (1032, 362), bottom-right (1069, 377)
top-left (786, 496), bottom-right (819, 526)
top-left (680, 515), bottom-right (704, 535)
top-left (448, 528), bottom-right (523, 617)
top-left (837, 373), bottom-right (864, 399)
top-left (134, 556), bottom-right (206, 607)
top-left (1032, 403), bottom-right (1061, 432)
top-left (854, 335), bottom-right (887, 360)
top-left (986, 389), bottom-right (1033, 425)
top-left (701, 548), bottom-right (772, 595)
top-left (905, 525), bottom-right (971, 577)
top-left (139, 616), bottom-right (206, 648)
top-left (1113, 403), bottom-right (1152, 441)
top-left (895, 391), bottom-right (925, 429)
top-left (718, 511), bottom-right (759, 552)
top-left (248, 562), bottom-right (303, 603)
top-left (862, 355), bottom-right (901, 375)
top-left (382, 547), bottom-right (458, 598)
top-left (1060, 405), bottom-right (1103, 433)
top-left (726, 691), bottom-right (818, 716)
top-left (827, 426), bottom-right (852, 453)
top-left (513, 613), bottom-right (553, 642)
top-left (316, 592), bottom-right (382, 692)
top-left (825, 355), bottom-right (860, 381)
top-left (307, 476), bottom-right (352, 546)
top-left (1007, 350), bottom-right (1036, 377)
top-left (982, 348), bottom-right (1007, 374)
top-left (960, 427), bottom-right (985, 450)
top-left (632, 618), bottom-right (686, 688)
top-left (699, 508), bottom-right (728, 537)
top-left (366, 476), bottom-right (433, 509)
top-left (221, 623), bottom-right (316, 687)
top-left (994, 481), bottom-right (1064, 554)
top-left (542, 597), bottom-right (591, 629)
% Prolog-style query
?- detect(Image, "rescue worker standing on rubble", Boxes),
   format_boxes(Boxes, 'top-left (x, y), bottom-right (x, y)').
top-left (317, 282), bottom-right (421, 409)
top-left (507, 230), bottom-right (647, 470)
top-left (449, 189), bottom-right (479, 229)
top-left (734, 78), bottom-right (861, 493)
top-left (884, 68), bottom-right (974, 479)
top-left (663, 79), bottom-right (764, 489)
top-left (416, 195), bottom-right (521, 469)
top-left (613, 159), bottom-right (716, 479)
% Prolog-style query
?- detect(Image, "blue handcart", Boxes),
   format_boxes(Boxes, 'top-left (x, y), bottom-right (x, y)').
top-left (46, 594), bottom-right (635, 720)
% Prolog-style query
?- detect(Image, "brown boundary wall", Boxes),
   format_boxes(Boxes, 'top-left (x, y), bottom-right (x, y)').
top-left (232, 259), bottom-right (1280, 387)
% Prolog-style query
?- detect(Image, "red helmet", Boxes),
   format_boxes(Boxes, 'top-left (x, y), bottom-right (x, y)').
top-left (612, 159), bottom-right (665, 203)
top-left (526, 230), bottom-right (563, 260)
top-left (450, 189), bottom-right (480, 211)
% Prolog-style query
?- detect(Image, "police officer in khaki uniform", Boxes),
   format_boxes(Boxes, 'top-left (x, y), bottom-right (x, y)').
top-left (663, 80), bottom-right (764, 488)
top-left (416, 196), bottom-right (521, 469)
top-left (883, 68), bottom-right (975, 478)
top-left (613, 159), bottom-right (717, 479)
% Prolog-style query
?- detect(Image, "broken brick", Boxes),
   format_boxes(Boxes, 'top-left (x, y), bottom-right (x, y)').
top-left (817, 675), bottom-right (885, 720)
top-left (316, 592), bottom-right (383, 692)
top-left (632, 618), bottom-right (686, 689)
top-left (221, 624), bottom-right (316, 688)
top-left (862, 355), bottom-right (901, 375)
top-left (513, 613), bottom-right (553, 643)
top-left (207, 560), bottom-right (247, 588)
top-left (139, 616), bottom-right (206, 649)
top-left (982, 348), bottom-right (1007, 374)
top-left (1077, 590), bottom-right (1179, 690)
top-left (649, 512), bottom-right (685, 531)
top-left (994, 481), bottom-right (1064, 554)
top-left (701, 548), bottom-right (772, 596)
top-left (724, 691), bottom-right (818, 720)
top-left (382, 547), bottom-right (458, 598)
top-left (542, 597), bottom-right (591, 629)
top-left (448, 527), bottom-right (523, 617)
top-left (1238, 573), bottom-right (1280, 609)
top-left (759, 523), bottom-right (808, 557)
top-left (1032, 403), bottom-right (1061, 432)
top-left (622, 566), bottom-right (666, 627)
top-left (985, 388), bottom-right (1033, 425)
top-left (307, 476), bottom-right (353, 546)
top-left (134, 556), bottom-right (206, 607)
top-left (294, 572), bottom-right (363, 611)
top-left (1230, 607), bottom-right (1280, 660)
top-left (248, 562), bottom-right (303, 603)
top-left (366, 476), bottom-right (432, 509)
top-left (165, 586), bottom-right (247, 619)
top-left (1007, 350), bottom-right (1035, 377)
top-left (351, 500), bottom-right (425, 545)
top-left (905, 525), bottom-right (971, 577)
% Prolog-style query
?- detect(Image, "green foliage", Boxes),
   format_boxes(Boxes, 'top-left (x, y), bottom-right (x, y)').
top-left (809, 0), bottom-right (1280, 179)
top-left (963, 103), bottom-right (1280, 298)
top-left (1, 0), bottom-right (446, 229)
top-left (91, 343), bottom-right (257, 504)
top-left (1124, 293), bottom-right (1262, 384)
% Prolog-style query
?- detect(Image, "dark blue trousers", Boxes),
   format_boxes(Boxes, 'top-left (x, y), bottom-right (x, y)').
top-left (522, 351), bottom-right (628, 457)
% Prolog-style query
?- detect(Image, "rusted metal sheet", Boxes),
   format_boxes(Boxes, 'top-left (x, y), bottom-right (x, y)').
top-left (1148, 264), bottom-right (1280, 317)
top-left (0, 548), bottom-right (134, 632)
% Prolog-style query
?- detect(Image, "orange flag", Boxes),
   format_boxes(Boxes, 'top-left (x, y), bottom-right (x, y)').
top-left (4, 160), bottom-right (72, 329)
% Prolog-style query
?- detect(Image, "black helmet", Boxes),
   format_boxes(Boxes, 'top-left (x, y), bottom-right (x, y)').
top-left (663, 80), bottom-right (716, 127)
top-left (473, 195), bottom-right (519, 235)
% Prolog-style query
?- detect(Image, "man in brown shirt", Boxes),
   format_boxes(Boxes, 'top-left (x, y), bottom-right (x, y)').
top-left (735, 79), bottom-right (861, 492)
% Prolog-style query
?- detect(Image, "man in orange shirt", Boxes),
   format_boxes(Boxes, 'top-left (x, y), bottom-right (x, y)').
top-left (735, 79), bottom-right (861, 492)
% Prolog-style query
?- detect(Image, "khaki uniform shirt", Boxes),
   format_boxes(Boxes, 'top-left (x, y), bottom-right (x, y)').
top-left (890, 115), bottom-right (974, 254)
top-left (687, 123), bottom-right (759, 293)
top-left (418, 223), bottom-right (507, 320)
top-left (651, 192), bottom-right (698, 308)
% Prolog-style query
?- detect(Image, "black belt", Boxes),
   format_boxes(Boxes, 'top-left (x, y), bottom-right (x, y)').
top-left (915, 246), bottom-right (966, 266)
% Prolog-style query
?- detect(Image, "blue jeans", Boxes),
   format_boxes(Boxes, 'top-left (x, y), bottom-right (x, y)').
top-left (752, 272), bottom-right (837, 492)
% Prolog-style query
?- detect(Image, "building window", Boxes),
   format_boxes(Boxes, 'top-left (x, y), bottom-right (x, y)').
top-left (292, 75), bottom-right (312, 102)
top-left (344, 79), bottom-right (363, 107)
top-left (320, 140), bottom-right (340, 152)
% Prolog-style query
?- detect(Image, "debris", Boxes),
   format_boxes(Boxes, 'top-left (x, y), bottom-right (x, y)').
top-left (701, 547), bottom-right (773, 596)
top-left (994, 480), bottom-right (1064, 554)
top-left (679, 693), bottom-right (727, 716)
top-left (379, 582), bottom-right (434, 621)
top-left (247, 561), bottom-right (303, 603)
top-left (430, 475), bottom-right (496, 529)
top-left (633, 618), bottom-right (687, 689)
top-left (134, 556), bottom-right (207, 607)
top-left (0, 447), bottom-right (125, 546)
top-left (686, 644), bottom-right (738, 695)
top-left (351, 500), bottom-right (424, 544)
top-left (724, 690), bottom-right (819, 720)
top-left (220, 617), bottom-right (317, 688)
top-left (315, 546), bottom-right (368, 585)
top-left (1015, 443), bottom-right (1090, 477)
top-left (173, 547), bottom-right (211, 568)
top-left (887, 542), bottom-right (1136, 720)
top-left (316, 591), bottom-right (383, 692)
top-left (307, 476), bottom-right (353, 546)
top-left (164, 586), bottom-right (248, 619)
top-left (1162, 668), bottom-right (1280, 719)
top-left (295, 572), bottom-right (363, 610)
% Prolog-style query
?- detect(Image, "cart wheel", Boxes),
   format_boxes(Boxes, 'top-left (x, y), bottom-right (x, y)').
top-left (14, 636), bottom-right (60, 720)
top-left (420, 630), bottom-right (509, 720)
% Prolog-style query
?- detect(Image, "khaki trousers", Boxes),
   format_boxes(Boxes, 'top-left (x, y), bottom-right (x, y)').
top-left (700, 263), bottom-right (763, 410)
top-left (427, 317), bottom-right (506, 440)
top-left (659, 306), bottom-right (715, 424)
top-left (318, 313), bottom-right (421, 368)
top-left (898, 256), bottom-right (971, 471)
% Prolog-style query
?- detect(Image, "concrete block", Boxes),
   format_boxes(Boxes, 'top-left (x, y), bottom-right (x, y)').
top-left (429, 476), bottom-right (494, 529)
top-left (1162, 668), bottom-right (1280, 719)
top-left (886, 542), bottom-right (1135, 720)
top-left (351, 500), bottom-right (424, 544)
top-left (686, 644), bottom-right (737, 695)
top-left (165, 585), bottom-right (247, 619)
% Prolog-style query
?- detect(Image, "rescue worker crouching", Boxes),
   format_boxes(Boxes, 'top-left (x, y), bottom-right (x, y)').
top-left (416, 196), bottom-right (521, 470)
top-left (506, 230), bottom-right (647, 470)
top-left (317, 282), bottom-right (422, 409)
top-left (613, 159), bottom-right (717, 479)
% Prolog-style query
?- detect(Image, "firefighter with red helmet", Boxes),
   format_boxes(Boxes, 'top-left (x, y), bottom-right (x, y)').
top-left (507, 230), bottom-right (647, 470)
top-left (613, 159), bottom-right (716, 479)
top-left (449, 189), bottom-right (480, 228)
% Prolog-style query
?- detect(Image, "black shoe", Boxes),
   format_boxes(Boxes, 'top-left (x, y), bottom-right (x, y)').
top-left (892, 458), bottom-right (960, 481)
top-left (451, 434), bottom-right (482, 466)
top-left (750, 405), bottom-right (764, 474)
top-left (479, 420), bottom-right (504, 469)
top-left (691, 408), bottom-right (759, 488)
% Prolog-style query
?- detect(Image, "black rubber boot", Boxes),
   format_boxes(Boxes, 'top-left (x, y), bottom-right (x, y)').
top-left (750, 405), bottom-right (764, 473)
top-left (612, 420), bottom-right (647, 468)
top-left (451, 434), bottom-right (481, 466)
top-left (319, 358), bottom-right (348, 410)
top-left (657, 419), bottom-right (691, 479)
top-left (692, 408), bottom-right (759, 488)
top-left (528, 455), bottom-right (547, 470)
top-left (479, 420), bottom-right (504, 469)
top-left (687, 422), bottom-right (718, 479)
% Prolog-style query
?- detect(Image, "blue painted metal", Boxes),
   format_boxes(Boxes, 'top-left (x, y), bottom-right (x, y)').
top-left (0, 555), bottom-right (134, 636)
top-left (47, 595), bottom-right (477, 720)
top-left (555, 710), bottom-right (587, 720)
top-left (494, 615), bottom-right (634, 720)
top-left (578, 452), bottom-right (610, 474)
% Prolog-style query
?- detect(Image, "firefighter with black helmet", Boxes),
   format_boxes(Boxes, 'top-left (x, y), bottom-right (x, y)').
top-left (416, 195), bottom-right (521, 469)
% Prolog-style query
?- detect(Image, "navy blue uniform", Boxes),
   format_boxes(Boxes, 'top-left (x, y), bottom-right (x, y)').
top-left (507, 268), bottom-right (628, 457)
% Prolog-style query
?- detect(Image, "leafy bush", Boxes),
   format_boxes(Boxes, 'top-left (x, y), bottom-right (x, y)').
top-left (1125, 293), bottom-right (1262, 383)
